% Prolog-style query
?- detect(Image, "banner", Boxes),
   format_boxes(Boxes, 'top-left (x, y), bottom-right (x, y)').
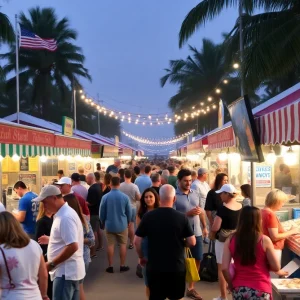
top-left (62, 116), bottom-right (74, 137)
top-left (248, 165), bottom-right (272, 188)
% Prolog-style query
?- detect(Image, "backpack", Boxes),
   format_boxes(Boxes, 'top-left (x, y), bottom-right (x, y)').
top-left (199, 241), bottom-right (218, 282)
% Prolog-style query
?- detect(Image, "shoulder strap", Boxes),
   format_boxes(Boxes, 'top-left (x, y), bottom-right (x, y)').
top-left (0, 247), bottom-right (15, 289)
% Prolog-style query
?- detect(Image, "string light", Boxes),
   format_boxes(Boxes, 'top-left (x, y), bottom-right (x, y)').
top-left (122, 129), bottom-right (195, 145)
top-left (76, 72), bottom-right (237, 126)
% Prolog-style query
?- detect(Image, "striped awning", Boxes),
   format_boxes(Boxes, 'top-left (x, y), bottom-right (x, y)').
top-left (0, 144), bottom-right (90, 157)
top-left (256, 101), bottom-right (300, 145)
top-left (53, 148), bottom-right (90, 156)
top-left (207, 127), bottom-right (235, 150)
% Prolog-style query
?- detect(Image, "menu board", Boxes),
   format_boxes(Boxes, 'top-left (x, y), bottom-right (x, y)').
top-left (102, 146), bottom-right (118, 158)
top-left (20, 157), bottom-right (29, 171)
top-left (19, 174), bottom-right (37, 185)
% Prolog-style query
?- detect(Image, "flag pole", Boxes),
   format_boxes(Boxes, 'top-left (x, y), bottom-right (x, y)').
top-left (15, 14), bottom-right (20, 124)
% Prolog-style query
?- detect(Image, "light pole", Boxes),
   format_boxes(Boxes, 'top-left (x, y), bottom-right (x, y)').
top-left (73, 88), bottom-right (77, 131)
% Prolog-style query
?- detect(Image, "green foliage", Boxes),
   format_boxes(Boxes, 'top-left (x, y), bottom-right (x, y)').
top-left (0, 6), bottom-right (120, 138)
top-left (161, 39), bottom-right (242, 135)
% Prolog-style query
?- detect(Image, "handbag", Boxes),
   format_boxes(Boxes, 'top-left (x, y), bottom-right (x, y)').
top-left (200, 241), bottom-right (218, 282)
top-left (0, 247), bottom-right (15, 289)
top-left (185, 248), bottom-right (200, 283)
top-left (217, 229), bottom-right (235, 243)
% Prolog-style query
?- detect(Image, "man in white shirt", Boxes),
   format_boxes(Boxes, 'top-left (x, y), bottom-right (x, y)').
top-left (120, 169), bottom-right (140, 249)
top-left (191, 168), bottom-right (210, 209)
top-left (191, 168), bottom-right (210, 244)
top-left (32, 185), bottom-right (85, 300)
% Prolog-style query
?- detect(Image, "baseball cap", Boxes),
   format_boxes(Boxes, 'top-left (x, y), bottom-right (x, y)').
top-left (215, 184), bottom-right (238, 194)
top-left (198, 168), bottom-right (208, 176)
top-left (55, 177), bottom-right (71, 185)
top-left (71, 173), bottom-right (81, 182)
top-left (32, 185), bottom-right (61, 202)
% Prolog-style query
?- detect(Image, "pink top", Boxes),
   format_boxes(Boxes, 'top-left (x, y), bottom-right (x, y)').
top-left (229, 236), bottom-right (272, 294)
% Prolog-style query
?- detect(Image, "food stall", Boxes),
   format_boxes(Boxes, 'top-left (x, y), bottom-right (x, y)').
top-left (0, 120), bottom-right (54, 211)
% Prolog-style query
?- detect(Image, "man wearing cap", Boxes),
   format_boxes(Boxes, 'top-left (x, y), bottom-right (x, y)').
top-left (106, 159), bottom-right (120, 174)
top-left (55, 177), bottom-right (90, 219)
top-left (32, 185), bottom-right (85, 300)
top-left (175, 169), bottom-right (208, 300)
top-left (71, 173), bottom-right (88, 200)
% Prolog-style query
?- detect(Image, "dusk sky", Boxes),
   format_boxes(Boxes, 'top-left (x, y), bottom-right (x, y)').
top-left (3, 0), bottom-right (238, 142)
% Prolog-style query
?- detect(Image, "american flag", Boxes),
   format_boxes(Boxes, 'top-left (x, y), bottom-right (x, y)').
top-left (20, 27), bottom-right (57, 52)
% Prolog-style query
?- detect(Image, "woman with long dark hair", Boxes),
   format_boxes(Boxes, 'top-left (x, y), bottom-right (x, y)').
top-left (136, 188), bottom-right (160, 299)
top-left (222, 206), bottom-right (280, 300)
top-left (205, 173), bottom-right (228, 226)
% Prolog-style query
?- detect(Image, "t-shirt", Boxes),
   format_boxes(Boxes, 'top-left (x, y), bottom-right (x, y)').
top-left (119, 182), bottom-right (140, 208)
top-left (86, 183), bottom-right (103, 215)
top-left (151, 186), bottom-right (160, 195)
top-left (216, 205), bottom-right (241, 230)
top-left (168, 175), bottom-right (177, 189)
top-left (0, 240), bottom-right (43, 300)
top-left (73, 192), bottom-right (90, 216)
top-left (205, 190), bottom-right (223, 218)
top-left (134, 174), bottom-right (152, 194)
top-left (35, 216), bottom-right (53, 257)
top-left (99, 189), bottom-right (131, 233)
top-left (18, 191), bottom-right (38, 234)
top-left (71, 184), bottom-right (88, 200)
top-left (106, 165), bottom-right (118, 174)
top-left (175, 189), bottom-right (202, 237)
top-left (135, 207), bottom-right (194, 272)
top-left (48, 203), bottom-right (85, 281)
top-left (191, 179), bottom-right (210, 208)
top-left (261, 208), bottom-right (285, 250)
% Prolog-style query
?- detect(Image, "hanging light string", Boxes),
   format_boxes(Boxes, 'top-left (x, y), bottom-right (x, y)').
top-left (138, 145), bottom-right (176, 152)
top-left (77, 64), bottom-right (239, 126)
top-left (122, 129), bottom-right (195, 145)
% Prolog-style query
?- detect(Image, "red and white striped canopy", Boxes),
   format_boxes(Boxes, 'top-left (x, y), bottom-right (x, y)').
top-left (207, 127), bottom-right (235, 150)
top-left (256, 101), bottom-right (300, 145)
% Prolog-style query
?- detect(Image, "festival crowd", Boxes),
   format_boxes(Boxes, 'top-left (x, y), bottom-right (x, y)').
top-left (0, 158), bottom-right (298, 300)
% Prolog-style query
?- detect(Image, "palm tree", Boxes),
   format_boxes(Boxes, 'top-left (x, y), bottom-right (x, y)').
top-left (0, 10), bottom-right (14, 45)
top-left (225, 7), bottom-right (300, 90)
top-left (179, 1), bottom-right (300, 91)
top-left (0, 7), bottom-right (91, 118)
top-left (161, 39), bottom-right (242, 135)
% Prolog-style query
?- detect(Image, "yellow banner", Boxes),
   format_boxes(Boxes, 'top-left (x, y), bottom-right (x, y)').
top-left (29, 156), bottom-right (39, 172)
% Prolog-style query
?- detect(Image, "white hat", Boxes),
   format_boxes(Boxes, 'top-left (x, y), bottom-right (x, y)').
top-left (32, 185), bottom-right (61, 202)
top-left (55, 177), bottom-right (71, 185)
top-left (215, 184), bottom-right (238, 194)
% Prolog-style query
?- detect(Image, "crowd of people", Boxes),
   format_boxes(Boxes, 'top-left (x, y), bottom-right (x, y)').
top-left (0, 157), bottom-right (298, 300)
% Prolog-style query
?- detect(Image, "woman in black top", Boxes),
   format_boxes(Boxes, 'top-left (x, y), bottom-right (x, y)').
top-left (210, 184), bottom-right (242, 300)
top-left (35, 202), bottom-right (53, 299)
top-left (102, 173), bottom-right (112, 195)
top-left (205, 173), bottom-right (228, 226)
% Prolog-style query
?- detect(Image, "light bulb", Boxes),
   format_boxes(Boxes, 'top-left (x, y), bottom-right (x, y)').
top-left (218, 152), bottom-right (228, 161)
top-left (0, 155), bottom-right (3, 162)
top-left (266, 150), bottom-right (277, 165)
top-left (12, 154), bottom-right (20, 162)
top-left (223, 79), bottom-right (228, 84)
top-left (66, 155), bottom-right (72, 162)
top-left (40, 155), bottom-right (48, 163)
top-left (216, 89), bottom-right (221, 94)
top-left (233, 63), bottom-right (239, 69)
top-left (208, 97), bottom-right (212, 101)
top-left (284, 148), bottom-right (297, 166)
top-left (75, 155), bottom-right (82, 160)
top-left (58, 154), bottom-right (65, 161)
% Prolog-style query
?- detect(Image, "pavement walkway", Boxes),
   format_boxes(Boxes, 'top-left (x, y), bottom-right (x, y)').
top-left (84, 243), bottom-right (219, 300)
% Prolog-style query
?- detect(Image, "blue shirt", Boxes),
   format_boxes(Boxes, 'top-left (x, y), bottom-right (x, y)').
top-left (106, 165), bottom-right (118, 174)
top-left (19, 191), bottom-right (38, 234)
top-left (174, 188), bottom-right (202, 237)
top-left (134, 175), bottom-right (152, 194)
top-left (99, 189), bottom-right (131, 233)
